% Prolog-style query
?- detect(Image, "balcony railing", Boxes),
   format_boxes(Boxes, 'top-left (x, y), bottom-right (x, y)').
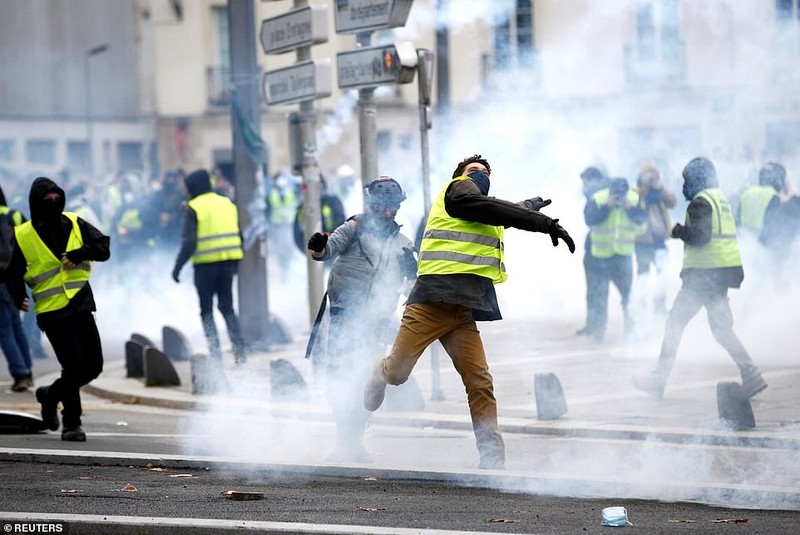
top-left (206, 66), bottom-right (232, 106)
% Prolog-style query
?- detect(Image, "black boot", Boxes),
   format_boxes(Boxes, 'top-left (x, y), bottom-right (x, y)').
top-left (61, 425), bottom-right (86, 442)
top-left (35, 387), bottom-right (59, 431)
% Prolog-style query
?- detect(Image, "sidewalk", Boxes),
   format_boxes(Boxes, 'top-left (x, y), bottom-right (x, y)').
top-left (84, 320), bottom-right (800, 449)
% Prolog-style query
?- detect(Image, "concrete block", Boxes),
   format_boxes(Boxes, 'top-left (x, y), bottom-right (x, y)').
top-left (717, 381), bottom-right (756, 430)
top-left (269, 358), bottom-right (308, 400)
top-left (131, 332), bottom-right (155, 348)
top-left (535, 372), bottom-right (568, 420)
top-left (143, 346), bottom-right (181, 387)
top-left (125, 340), bottom-right (146, 378)
top-left (162, 325), bottom-right (191, 362)
top-left (190, 354), bottom-right (229, 395)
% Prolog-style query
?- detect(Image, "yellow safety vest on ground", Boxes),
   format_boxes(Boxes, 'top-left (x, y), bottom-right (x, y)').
top-left (589, 189), bottom-right (643, 258)
top-left (188, 192), bottom-right (243, 264)
top-left (15, 212), bottom-right (91, 313)
top-left (683, 188), bottom-right (742, 269)
top-left (739, 185), bottom-right (778, 234)
top-left (418, 176), bottom-right (507, 284)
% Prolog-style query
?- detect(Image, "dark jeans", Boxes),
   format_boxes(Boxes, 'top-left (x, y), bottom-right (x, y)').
top-left (654, 279), bottom-right (759, 382)
top-left (194, 261), bottom-right (245, 362)
top-left (40, 312), bottom-right (104, 428)
top-left (0, 299), bottom-right (31, 378)
top-left (584, 254), bottom-right (633, 335)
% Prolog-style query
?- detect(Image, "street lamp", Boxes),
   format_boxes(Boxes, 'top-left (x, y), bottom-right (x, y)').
top-left (85, 43), bottom-right (109, 178)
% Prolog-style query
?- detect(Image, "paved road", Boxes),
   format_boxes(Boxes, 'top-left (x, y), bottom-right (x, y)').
top-left (2, 295), bottom-right (799, 533)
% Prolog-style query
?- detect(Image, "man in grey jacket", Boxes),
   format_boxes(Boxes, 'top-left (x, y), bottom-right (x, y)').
top-left (307, 176), bottom-right (417, 462)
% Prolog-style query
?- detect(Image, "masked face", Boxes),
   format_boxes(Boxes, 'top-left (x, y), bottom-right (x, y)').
top-left (40, 192), bottom-right (64, 225)
top-left (682, 181), bottom-right (697, 201)
top-left (467, 170), bottom-right (490, 195)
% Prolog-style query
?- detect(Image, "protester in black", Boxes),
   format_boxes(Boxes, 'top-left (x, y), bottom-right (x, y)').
top-left (5, 177), bottom-right (110, 441)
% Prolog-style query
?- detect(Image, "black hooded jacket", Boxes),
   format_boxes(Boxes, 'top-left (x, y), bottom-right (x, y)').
top-left (5, 177), bottom-right (111, 327)
top-left (172, 169), bottom-right (216, 273)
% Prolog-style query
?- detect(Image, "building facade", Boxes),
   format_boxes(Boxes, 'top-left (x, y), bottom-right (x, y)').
top-left (0, 0), bottom-right (798, 197)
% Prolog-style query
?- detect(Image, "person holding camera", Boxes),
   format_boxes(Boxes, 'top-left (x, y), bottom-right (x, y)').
top-left (633, 162), bottom-right (677, 318)
top-left (582, 177), bottom-right (646, 341)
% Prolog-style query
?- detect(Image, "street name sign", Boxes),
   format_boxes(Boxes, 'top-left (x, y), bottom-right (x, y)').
top-left (263, 60), bottom-right (332, 105)
top-left (260, 5), bottom-right (328, 55)
top-left (337, 41), bottom-right (418, 89)
top-left (334, 0), bottom-right (413, 34)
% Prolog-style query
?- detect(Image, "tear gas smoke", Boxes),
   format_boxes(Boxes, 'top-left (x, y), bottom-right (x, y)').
top-left (87, 0), bottom-right (800, 511)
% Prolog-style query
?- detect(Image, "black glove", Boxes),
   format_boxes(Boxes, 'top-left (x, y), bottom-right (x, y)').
top-left (307, 232), bottom-right (328, 253)
top-left (64, 248), bottom-right (86, 264)
top-left (171, 266), bottom-right (181, 283)
top-left (400, 247), bottom-right (418, 279)
top-left (523, 197), bottom-right (552, 211)
top-left (548, 218), bottom-right (576, 253)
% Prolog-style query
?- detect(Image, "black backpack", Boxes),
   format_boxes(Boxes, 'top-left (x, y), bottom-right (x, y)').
top-left (0, 210), bottom-right (17, 269)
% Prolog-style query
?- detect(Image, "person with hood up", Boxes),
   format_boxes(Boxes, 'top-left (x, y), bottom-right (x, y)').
top-left (0, 183), bottom-right (33, 392)
top-left (307, 176), bottom-right (416, 463)
top-left (363, 154), bottom-right (575, 470)
top-left (172, 169), bottom-right (246, 364)
top-left (5, 177), bottom-right (110, 441)
top-left (632, 157), bottom-right (767, 399)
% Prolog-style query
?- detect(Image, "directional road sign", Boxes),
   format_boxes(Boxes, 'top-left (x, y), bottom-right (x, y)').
top-left (336, 42), bottom-right (417, 89)
top-left (263, 60), bottom-right (332, 105)
top-left (260, 5), bottom-right (328, 55)
top-left (334, 0), bottom-right (414, 34)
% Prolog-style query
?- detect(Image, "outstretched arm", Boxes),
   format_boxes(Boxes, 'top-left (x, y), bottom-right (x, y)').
top-left (445, 179), bottom-right (575, 252)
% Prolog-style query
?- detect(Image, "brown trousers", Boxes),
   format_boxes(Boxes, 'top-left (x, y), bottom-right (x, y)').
top-left (376, 302), bottom-right (505, 467)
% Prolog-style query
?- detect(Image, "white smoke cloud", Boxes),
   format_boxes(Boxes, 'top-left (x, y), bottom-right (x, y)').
top-left (132, 0), bottom-right (800, 511)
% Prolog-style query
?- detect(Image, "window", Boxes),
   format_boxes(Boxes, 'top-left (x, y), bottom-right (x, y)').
top-left (118, 142), bottom-right (143, 172)
top-left (635, 2), bottom-right (656, 61)
top-left (0, 140), bottom-right (13, 162)
top-left (775, 0), bottom-right (799, 20)
top-left (208, 6), bottom-right (231, 105)
top-left (26, 139), bottom-right (56, 165)
top-left (67, 141), bottom-right (90, 172)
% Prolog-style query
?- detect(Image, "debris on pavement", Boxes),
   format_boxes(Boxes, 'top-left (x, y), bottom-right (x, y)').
top-left (220, 490), bottom-right (264, 501)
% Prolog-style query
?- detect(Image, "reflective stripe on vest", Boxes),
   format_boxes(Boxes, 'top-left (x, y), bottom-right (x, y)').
top-left (589, 188), bottom-right (642, 258)
top-left (15, 212), bottom-right (91, 314)
top-left (739, 185), bottom-right (777, 234)
top-left (188, 192), bottom-right (244, 264)
top-left (418, 176), bottom-right (507, 284)
top-left (683, 188), bottom-right (742, 269)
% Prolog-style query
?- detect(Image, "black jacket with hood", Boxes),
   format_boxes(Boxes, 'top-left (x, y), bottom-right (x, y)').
top-left (5, 177), bottom-right (111, 328)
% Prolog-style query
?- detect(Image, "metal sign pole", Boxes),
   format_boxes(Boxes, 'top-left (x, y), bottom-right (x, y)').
top-left (356, 31), bottom-right (378, 207)
top-left (416, 48), bottom-right (443, 401)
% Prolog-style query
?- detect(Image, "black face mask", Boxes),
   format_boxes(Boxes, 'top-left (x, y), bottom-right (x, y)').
top-left (39, 197), bottom-right (63, 225)
top-left (682, 181), bottom-right (698, 202)
top-left (467, 171), bottom-right (490, 195)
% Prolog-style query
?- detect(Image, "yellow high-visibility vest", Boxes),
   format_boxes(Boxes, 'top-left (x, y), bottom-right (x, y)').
top-left (418, 176), bottom-right (507, 284)
top-left (683, 188), bottom-right (742, 269)
top-left (739, 185), bottom-right (778, 234)
top-left (188, 192), bottom-right (243, 264)
top-left (268, 187), bottom-right (298, 225)
top-left (589, 189), bottom-right (643, 258)
top-left (15, 212), bottom-right (91, 313)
